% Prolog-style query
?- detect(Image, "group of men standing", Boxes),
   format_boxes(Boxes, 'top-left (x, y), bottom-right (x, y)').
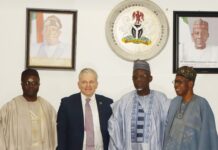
top-left (0, 60), bottom-right (217, 150)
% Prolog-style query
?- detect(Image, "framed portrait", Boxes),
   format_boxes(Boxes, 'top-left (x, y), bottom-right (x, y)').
top-left (25, 8), bottom-right (77, 69)
top-left (105, 0), bottom-right (169, 61)
top-left (173, 11), bottom-right (218, 73)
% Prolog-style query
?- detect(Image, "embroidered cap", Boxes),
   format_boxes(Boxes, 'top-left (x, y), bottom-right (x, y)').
top-left (176, 66), bottom-right (197, 81)
top-left (133, 59), bottom-right (150, 72)
top-left (193, 18), bottom-right (208, 30)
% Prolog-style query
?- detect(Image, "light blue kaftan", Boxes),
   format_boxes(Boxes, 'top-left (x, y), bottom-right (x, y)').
top-left (163, 94), bottom-right (218, 150)
top-left (108, 90), bottom-right (170, 150)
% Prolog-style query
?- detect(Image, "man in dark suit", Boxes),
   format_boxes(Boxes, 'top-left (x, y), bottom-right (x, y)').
top-left (57, 68), bottom-right (113, 150)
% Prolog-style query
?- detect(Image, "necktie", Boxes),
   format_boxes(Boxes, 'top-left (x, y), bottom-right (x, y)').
top-left (85, 99), bottom-right (95, 150)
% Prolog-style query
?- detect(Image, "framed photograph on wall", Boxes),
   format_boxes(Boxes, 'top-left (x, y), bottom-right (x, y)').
top-left (173, 11), bottom-right (218, 73)
top-left (25, 8), bottom-right (77, 69)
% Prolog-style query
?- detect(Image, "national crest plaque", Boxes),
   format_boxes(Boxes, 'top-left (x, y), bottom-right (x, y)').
top-left (105, 0), bottom-right (169, 61)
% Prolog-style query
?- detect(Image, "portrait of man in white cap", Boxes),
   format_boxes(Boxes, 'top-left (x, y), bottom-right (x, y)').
top-left (179, 17), bottom-right (218, 66)
top-left (191, 18), bottom-right (209, 50)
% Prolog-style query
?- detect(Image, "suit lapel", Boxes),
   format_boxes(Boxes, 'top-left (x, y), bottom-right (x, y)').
top-left (73, 93), bottom-right (84, 132)
top-left (78, 93), bottom-right (84, 129)
top-left (96, 95), bottom-right (104, 127)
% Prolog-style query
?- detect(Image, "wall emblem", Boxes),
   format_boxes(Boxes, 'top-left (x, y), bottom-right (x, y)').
top-left (106, 0), bottom-right (169, 61)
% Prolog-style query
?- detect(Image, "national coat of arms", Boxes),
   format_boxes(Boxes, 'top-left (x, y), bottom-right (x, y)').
top-left (106, 0), bottom-right (169, 61)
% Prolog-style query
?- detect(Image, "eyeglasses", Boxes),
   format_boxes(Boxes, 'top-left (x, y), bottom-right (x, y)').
top-left (172, 79), bottom-right (188, 85)
top-left (22, 81), bottom-right (40, 86)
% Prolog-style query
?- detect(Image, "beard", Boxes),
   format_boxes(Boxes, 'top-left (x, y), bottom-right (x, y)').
top-left (136, 88), bottom-right (143, 91)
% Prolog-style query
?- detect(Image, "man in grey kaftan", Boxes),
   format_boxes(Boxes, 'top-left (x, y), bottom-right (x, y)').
top-left (163, 66), bottom-right (218, 150)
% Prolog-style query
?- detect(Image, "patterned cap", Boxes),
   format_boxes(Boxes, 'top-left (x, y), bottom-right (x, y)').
top-left (176, 66), bottom-right (197, 81)
top-left (133, 59), bottom-right (150, 72)
top-left (193, 18), bottom-right (208, 29)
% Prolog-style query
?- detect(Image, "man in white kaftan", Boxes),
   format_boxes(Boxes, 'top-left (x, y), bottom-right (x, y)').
top-left (0, 68), bottom-right (57, 150)
top-left (108, 60), bottom-right (170, 150)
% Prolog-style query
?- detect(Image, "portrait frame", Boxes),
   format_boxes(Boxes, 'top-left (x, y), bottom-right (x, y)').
top-left (25, 8), bottom-right (77, 70)
top-left (173, 11), bottom-right (218, 73)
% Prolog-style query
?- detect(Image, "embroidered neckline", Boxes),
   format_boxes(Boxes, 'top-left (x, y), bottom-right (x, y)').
top-left (176, 100), bottom-right (190, 119)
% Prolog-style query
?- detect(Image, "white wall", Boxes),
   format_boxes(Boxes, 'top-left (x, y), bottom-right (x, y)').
top-left (0, 0), bottom-right (218, 130)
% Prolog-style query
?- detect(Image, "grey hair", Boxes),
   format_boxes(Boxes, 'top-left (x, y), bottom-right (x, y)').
top-left (79, 68), bottom-right (98, 80)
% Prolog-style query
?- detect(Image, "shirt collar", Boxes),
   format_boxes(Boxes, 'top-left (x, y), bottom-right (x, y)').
top-left (81, 93), bottom-right (95, 102)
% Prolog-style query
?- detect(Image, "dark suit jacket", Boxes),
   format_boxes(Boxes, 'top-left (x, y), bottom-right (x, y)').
top-left (56, 93), bottom-right (113, 150)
